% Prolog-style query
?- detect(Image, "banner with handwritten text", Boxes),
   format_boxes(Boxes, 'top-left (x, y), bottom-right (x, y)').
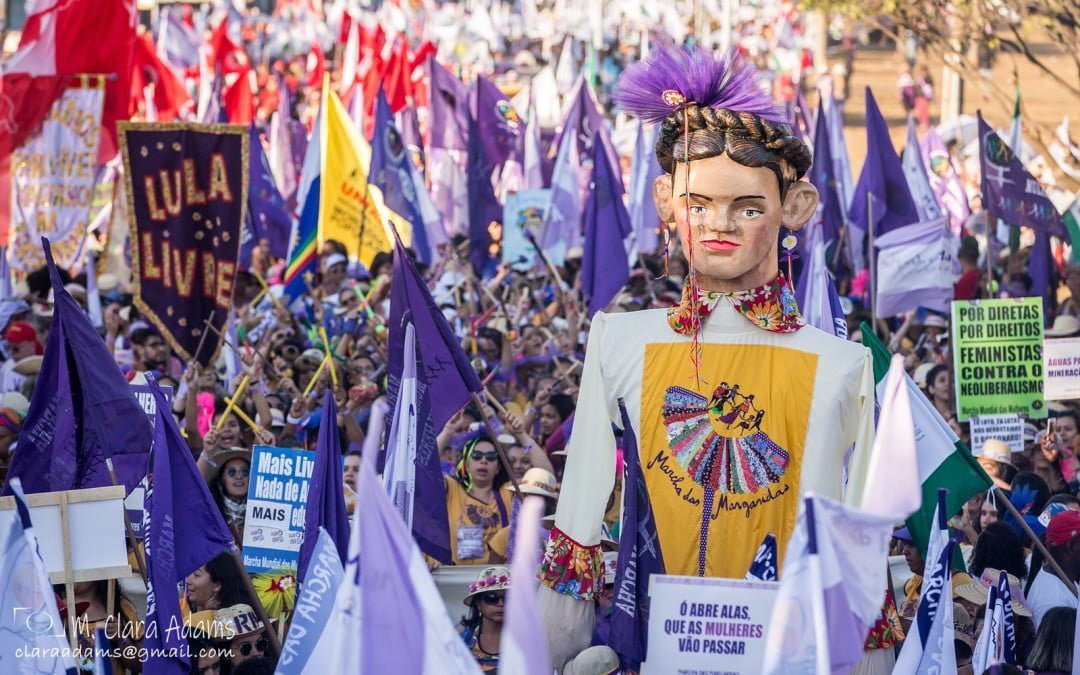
top-left (10, 81), bottom-right (104, 272)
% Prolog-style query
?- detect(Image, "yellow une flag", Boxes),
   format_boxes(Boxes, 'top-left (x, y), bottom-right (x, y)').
top-left (318, 80), bottom-right (410, 267)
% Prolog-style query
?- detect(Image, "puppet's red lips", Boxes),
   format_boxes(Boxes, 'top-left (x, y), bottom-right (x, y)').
top-left (702, 239), bottom-right (740, 252)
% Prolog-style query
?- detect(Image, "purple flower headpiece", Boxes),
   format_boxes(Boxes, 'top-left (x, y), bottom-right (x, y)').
top-left (613, 44), bottom-right (783, 125)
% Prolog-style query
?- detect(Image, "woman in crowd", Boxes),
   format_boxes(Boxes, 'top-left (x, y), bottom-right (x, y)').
top-left (969, 522), bottom-right (1028, 581)
top-left (446, 434), bottom-right (515, 564)
top-left (457, 566), bottom-right (510, 672)
top-left (1026, 606), bottom-right (1075, 674)
top-left (185, 552), bottom-right (251, 614)
top-left (923, 364), bottom-right (953, 420)
top-left (200, 445), bottom-right (254, 546)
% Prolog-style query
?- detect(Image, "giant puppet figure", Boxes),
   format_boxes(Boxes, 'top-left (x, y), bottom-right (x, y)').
top-left (538, 46), bottom-right (876, 667)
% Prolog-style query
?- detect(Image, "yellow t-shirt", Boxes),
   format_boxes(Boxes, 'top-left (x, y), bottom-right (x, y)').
top-left (445, 476), bottom-right (514, 565)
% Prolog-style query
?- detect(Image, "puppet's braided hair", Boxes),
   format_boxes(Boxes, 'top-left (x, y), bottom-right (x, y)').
top-left (656, 105), bottom-right (811, 186)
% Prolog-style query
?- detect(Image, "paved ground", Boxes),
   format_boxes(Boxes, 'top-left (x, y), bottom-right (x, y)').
top-left (831, 36), bottom-right (1078, 180)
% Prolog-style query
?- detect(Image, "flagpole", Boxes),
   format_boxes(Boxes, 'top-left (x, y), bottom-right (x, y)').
top-left (867, 192), bottom-right (878, 338)
top-left (231, 549), bottom-right (284, 657)
top-left (804, 495), bottom-right (831, 674)
top-left (994, 486), bottom-right (1078, 597)
top-left (104, 458), bottom-right (148, 586)
top-left (987, 222), bottom-right (997, 296)
top-left (469, 392), bottom-right (523, 500)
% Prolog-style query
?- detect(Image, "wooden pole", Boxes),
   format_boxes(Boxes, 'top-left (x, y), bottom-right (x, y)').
top-left (867, 192), bottom-right (878, 337)
top-left (59, 492), bottom-right (78, 652)
top-left (469, 392), bottom-right (523, 500)
top-left (192, 310), bottom-right (216, 364)
top-left (104, 457), bottom-right (148, 586)
top-left (230, 550), bottom-right (283, 657)
top-left (994, 487), bottom-right (1078, 597)
top-left (217, 375), bottom-right (252, 431)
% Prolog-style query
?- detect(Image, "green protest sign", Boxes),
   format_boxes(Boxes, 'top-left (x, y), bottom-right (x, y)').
top-left (952, 298), bottom-right (1045, 421)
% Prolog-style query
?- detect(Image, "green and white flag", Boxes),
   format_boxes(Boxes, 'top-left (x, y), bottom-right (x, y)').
top-left (861, 325), bottom-right (992, 555)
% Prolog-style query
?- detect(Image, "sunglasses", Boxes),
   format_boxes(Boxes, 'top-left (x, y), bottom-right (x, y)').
top-left (479, 592), bottom-right (505, 605)
top-left (225, 467), bottom-right (250, 478)
top-left (471, 451), bottom-right (499, 462)
top-left (238, 638), bottom-right (270, 657)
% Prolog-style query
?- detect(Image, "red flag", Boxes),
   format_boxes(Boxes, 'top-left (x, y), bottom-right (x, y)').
top-left (3, 0), bottom-right (137, 161)
top-left (130, 33), bottom-right (191, 122)
top-left (208, 21), bottom-right (254, 125)
top-left (383, 40), bottom-right (412, 114)
top-left (306, 44), bottom-right (327, 90)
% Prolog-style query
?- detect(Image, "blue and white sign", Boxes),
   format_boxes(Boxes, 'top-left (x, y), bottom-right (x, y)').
top-left (242, 445), bottom-right (315, 574)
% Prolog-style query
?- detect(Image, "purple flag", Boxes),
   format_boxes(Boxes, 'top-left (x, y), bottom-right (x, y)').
top-left (371, 91), bottom-right (432, 265)
top-left (387, 236), bottom-right (482, 562)
top-left (142, 374), bottom-right (234, 674)
top-left (537, 124), bottom-right (583, 263)
top-left (848, 88), bottom-right (920, 238)
top-left (245, 126), bottom-right (291, 264)
top-left (746, 533), bottom-right (778, 581)
top-left (552, 78), bottom-right (622, 192)
top-left (581, 138), bottom-right (631, 315)
top-left (809, 99), bottom-right (845, 248)
top-left (297, 390), bottom-right (350, 581)
top-left (473, 74), bottom-right (523, 169)
top-left (427, 56), bottom-right (469, 152)
top-left (920, 126), bottom-right (971, 235)
top-left (157, 6), bottom-right (201, 71)
top-left (2, 238), bottom-right (152, 496)
top-left (608, 400), bottom-right (666, 671)
top-left (629, 121), bottom-right (664, 255)
top-left (1029, 226), bottom-right (1054, 317)
top-left (978, 113), bottom-right (1066, 237)
top-left (268, 78), bottom-right (298, 210)
top-left (467, 108), bottom-right (502, 275)
top-left (120, 122), bottom-right (247, 366)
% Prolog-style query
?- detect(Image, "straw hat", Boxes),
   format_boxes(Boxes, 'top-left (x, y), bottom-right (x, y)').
top-left (562, 646), bottom-right (620, 675)
top-left (913, 363), bottom-right (936, 389)
top-left (199, 446), bottom-right (252, 484)
top-left (953, 568), bottom-right (1032, 617)
top-left (464, 566), bottom-right (511, 605)
top-left (518, 468), bottom-right (558, 499)
top-left (951, 602), bottom-right (975, 651)
top-left (188, 604), bottom-right (271, 642)
top-left (13, 355), bottom-right (43, 376)
top-left (1046, 314), bottom-right (1080, 338)
top-left (977, 439), bottom-right (1014, 466)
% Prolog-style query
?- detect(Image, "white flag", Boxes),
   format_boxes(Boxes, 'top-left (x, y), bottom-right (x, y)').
top-left (383, 322), bottom-right (419, 528)
top-left (763, 494), bottom-right (895, 674)
top-left (0, 479), bottom-right (77, 674)
top-left (902, 116), bottom-right (944, 222)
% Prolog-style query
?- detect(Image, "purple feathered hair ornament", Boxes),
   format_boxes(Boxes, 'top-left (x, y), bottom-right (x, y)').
top-left (613, 44), bottom-right (784, 124)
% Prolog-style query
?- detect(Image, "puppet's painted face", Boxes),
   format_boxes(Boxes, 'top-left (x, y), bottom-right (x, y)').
top-left (669, 154), bottom-right (782, 292)
top-left (655, 153), bottom-right (817, 293)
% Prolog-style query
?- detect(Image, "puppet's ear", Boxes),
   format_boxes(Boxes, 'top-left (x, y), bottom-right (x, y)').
top-left (780, 181), bottom-right (819, 231)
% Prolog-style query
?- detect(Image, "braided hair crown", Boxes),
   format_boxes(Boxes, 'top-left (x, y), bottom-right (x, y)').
top-left (613, 44), bottom-right (811, 179)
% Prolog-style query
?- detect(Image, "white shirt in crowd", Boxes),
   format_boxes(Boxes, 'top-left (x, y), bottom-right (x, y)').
top-left (1026, 567), bottom-right (1075, 627)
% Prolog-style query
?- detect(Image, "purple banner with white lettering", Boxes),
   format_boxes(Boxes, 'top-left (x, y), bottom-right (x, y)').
top-left (119, 122), bottom-right (248, 366)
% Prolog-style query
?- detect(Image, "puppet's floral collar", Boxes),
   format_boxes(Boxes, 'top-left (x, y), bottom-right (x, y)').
top-left (667, 274), bottom-right (805, 335)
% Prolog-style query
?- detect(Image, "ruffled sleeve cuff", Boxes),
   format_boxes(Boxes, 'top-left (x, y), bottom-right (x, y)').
top-left (538, 526), bottom-right (604, 601)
